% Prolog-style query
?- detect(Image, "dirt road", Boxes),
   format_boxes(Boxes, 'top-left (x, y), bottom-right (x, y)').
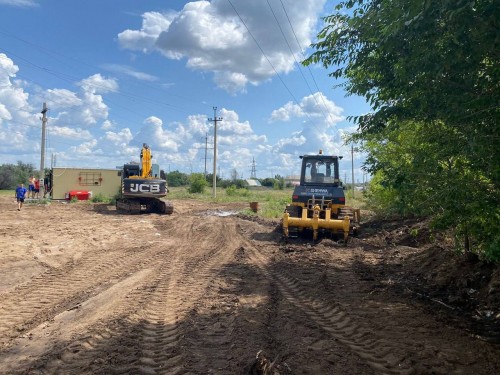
top-left (0, 197), bottom-right (498, 374)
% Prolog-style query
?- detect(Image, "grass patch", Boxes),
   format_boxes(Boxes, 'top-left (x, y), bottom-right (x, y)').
top-left (0, 190), bottom-right (14, 196)
top-left (167, 186), bottom-right (367, 218)
top-left (167, 186), bottom-right (292, 218)
top-left (90, 193), bottom-right (113, 204)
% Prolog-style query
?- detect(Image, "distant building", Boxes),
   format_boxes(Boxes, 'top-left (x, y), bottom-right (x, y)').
top-left (244, 179), bottom-right (262, 188)
top-left (49, 167), bottom-right (121, 200)
top-left (285, 175), bottom-right (300, 186)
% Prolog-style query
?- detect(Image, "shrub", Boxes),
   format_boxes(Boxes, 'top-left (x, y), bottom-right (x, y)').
top-left (91, 193), bottom-right (110, 203)
top-left (188, 173), bottom-right (208, 194)
top-left (226, 184), bottom-right (249, 197)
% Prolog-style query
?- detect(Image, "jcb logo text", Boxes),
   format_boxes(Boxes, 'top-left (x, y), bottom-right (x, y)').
top-left (130, 184), bottom-right (161, 193)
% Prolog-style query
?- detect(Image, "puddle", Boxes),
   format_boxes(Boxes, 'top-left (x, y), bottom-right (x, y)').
top-left (200, 209), bottom-right (239, 217)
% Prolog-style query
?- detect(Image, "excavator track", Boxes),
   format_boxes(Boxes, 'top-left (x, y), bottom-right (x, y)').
top-left (116, 199), bottom-right (142, 215)
top-left (146, 198), bottom-right (174, 214)
top-left (116, 198), bottom-right (174, 215)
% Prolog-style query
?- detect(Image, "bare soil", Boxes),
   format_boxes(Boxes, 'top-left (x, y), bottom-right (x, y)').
top-left (0, 196), bottom-right (498, 374)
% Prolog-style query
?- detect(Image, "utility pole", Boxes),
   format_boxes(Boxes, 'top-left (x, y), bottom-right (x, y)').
top-left (351, 143), bottom-right (355, 199)
top-left (208, 107), bottom-right (222, 198)
top-left (204, 133), bottom-right (208, 177)
top-left (202, 133), bottom-right (214, 177)
top-left (40, 103), bottom-right (48, 180)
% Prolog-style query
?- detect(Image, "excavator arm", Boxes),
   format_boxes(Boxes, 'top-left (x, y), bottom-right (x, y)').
top-left (140, 143), bottom-right (153, 178)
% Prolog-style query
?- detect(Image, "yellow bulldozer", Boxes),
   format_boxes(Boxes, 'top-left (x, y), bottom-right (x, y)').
top-left (283, 150), bottom-right (360, 241)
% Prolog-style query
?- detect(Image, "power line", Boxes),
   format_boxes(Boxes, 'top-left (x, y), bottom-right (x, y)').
top-left (0, 47), bottom-right (191, 118)
top-left (278, 0), bottom-right (340, 126)
top-left (0, 28), bottom-right (197, 112)
top-left (227, 0), bottom-right (303, 108)
top-left (266, 1), bottom-right (318, 103)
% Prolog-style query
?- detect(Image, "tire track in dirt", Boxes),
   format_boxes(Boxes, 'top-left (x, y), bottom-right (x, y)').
top-left (167, 217), bottom-right (242, 374)
top-left (244, 248), bottom-right (406, 373)
top-left (20, 214), bottom-right (241, 374)
top-left (0, 240), bottom-right (172, 344)
top-left (236, 222), bottom-right (424, 374)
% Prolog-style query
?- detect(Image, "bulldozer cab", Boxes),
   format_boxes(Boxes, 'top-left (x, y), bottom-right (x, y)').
top-left (301, 155), bottom-right (340, 186)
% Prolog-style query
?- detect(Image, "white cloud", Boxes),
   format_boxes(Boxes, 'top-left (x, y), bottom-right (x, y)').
top-left (270, 92), bottom-right (347, 157)
top-left (0, 54), bottom-right (37, 155)
top-left (117, 11), bottom-right (177, 53)
top-left (0, 103), bottom-right (12, 122)
top-left (78, 74), bottom-right (118, 94)
top-left (49, 126), bottom-right (93, 140)
top-left (100, 120), bottom-right (114, 130)
top-left (133, 116), bottom-right (179, 152)
top-left (270, 92), bottom-right (343, 124)
top-left (104, 128), bottom-right (133, 144)
top-left (45, 89), bottom-right (82, 109)
top-left (0, 0), bottom-right (38, 7)
top-left (117, 0), bottom-right (326, 93)
top-left (213, 71), bottom-right (249, 95)
top-left (47, 74), bottom-right (118, 128)
top-left (101, 64), bottom-right (158, 82)
top-left (69, 139), bottom-right (99, 155)
top-left (0, 51), bottom-right (361, 179)
top-left (0, 53), bottom-right (19, 85)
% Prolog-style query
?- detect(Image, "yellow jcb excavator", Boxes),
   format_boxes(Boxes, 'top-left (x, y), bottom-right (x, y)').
top-left (116, 143), bottom-right (174, 214)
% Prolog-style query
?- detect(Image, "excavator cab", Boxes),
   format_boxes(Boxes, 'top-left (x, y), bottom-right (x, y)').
top-left (122, 164), bottom-right (141, 178)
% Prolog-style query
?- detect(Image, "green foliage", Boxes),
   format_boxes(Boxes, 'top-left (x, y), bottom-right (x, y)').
top-left (166, 186), bottom-right (293, 219)
top-left (219, 178), bottom-right (247, 189)
top-left (273, 175), bottom-right (285, 190)
top-left (0, 162), bottom-right (37, 189)
top-left (225, 184), bottom-right (249, 197)
top-left (188, 173), bottom-right (208, 194)
top-left (90, 193), bottom-right (111, 203)
top-left (25, 198), bottom-right (51, 206)
top-left (362, 120), bottom-right (499, 260)
top-left (305, 0), bottom-right (499, 261)
top-left (205, 173), bottom-right (223, 187)
top-left (166, 170), bottom-right (189, 187)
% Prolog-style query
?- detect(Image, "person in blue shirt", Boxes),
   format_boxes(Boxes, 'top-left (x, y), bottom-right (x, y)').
top-left (15, 183), bottom-right (27, 211)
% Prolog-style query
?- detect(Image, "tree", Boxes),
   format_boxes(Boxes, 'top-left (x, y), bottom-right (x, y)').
top-left (304, 0), bottom-right (499, 260)
top-left (205, 173), bottom-right (222, 187)
top-left (166, 170), bottom-right (189, 187)
top-left (273, 175), bottom-right (285, 190)
top-left (260, 178), bottom-right (275, 187)
top-left (188, 173), bottom-right (208, 194)
top-left (0, 162), bottom-right (37, 190)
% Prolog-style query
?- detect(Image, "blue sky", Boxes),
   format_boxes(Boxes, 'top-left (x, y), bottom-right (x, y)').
top-left (0, 0), bottom-right (370, 183)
